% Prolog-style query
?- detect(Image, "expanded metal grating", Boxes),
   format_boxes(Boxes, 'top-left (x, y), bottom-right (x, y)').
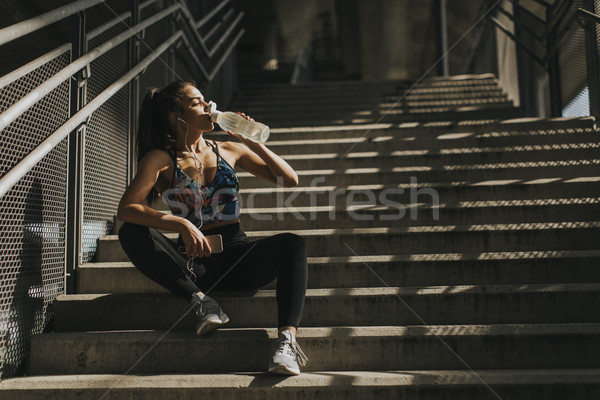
top-left (558, 0), bottom-right (590, 117)
top-left (0, 50), bottom-right (71, 378)
top-left (81, 21), bottom-right (131, 263)
top-left (0, 0), bottom-right (241, 380)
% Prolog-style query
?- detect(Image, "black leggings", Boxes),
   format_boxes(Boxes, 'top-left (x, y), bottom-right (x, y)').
top-left (118, 222), bottom-right (307, 329)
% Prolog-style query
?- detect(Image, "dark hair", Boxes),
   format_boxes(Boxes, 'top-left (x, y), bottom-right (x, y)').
top-left (137, 80), bottom-right (196, 200)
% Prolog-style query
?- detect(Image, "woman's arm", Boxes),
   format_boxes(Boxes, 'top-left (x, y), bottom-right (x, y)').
top-left (223, 114), bottom-right (299, 187)
top-left (117, 149), bottom-right (212, 258)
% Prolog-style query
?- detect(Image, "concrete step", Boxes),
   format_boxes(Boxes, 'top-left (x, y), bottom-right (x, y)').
top-left (203, 117), bottom-right (595, 143)
top-left (234, 97), bottom-right (510, 112)
top-left (97, 221), bottom-right (600, 261)
top-left (280, 143), bottom-right (600, 171)
top-left (235, 87), bottom-right (505, 102)
top-left (53, 284), bottom-right (600, 332)
top-left (236, 200), bottom-right (600, 230)
top-left (234, 93), bottom-right (507, 111)
top-left (233, 180), bottom-right (600, 208)
top-left (6, 370), bottom-right (600, 400)
top-left (238, 88), bottom-right (506, 103)
top-left (141, 198), bottom-right (600, 230)
top-left (259, 129), bottom-right (598, 155)
top-left (237, 159), bottom-right (600, 188)
top-left (235, 75), bottom-right (498, 95)
top-left (27, 324), bottom-right (600, 374)
top-left (245, 105), bottom-right (521, 128)
top-left (236, 81), bottom-right (502, 99)
top-left (382, 89), bottom-right (506, 102)
top-left (77, 250), bottom-right (600, 294)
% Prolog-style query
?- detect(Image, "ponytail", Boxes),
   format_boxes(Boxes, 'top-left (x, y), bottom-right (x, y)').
top-left (136, 80), bottom-right (196, 200)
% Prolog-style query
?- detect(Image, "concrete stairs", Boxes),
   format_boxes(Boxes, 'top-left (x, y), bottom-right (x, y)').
top-left (233, 74), bottom-right (520, 127)
top-left (3, 76), bottom-right (600, 399)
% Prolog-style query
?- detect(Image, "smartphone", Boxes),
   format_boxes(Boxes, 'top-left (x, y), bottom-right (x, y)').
top-left (205, 234), bottom-right (223, 254)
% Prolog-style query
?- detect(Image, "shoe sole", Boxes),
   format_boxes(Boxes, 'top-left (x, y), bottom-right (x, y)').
top-left (268, 363), bottom-right (300, 376)
top-left (219, 311), bottom-right (230, 324)
top-left (196, 313), bottom-right (229, 336)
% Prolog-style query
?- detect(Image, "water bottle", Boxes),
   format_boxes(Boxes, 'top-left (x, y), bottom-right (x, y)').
top-left (208, 101), bottom-right (269, 144)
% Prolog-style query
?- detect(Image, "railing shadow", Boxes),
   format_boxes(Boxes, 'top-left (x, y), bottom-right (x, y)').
top-left (2, 178), bottom-right (45, 377)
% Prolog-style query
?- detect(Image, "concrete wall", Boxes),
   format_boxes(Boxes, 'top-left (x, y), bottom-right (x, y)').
top-left (236, 0), bottom-right (492, 81)
top-left (357, 0), bottom-right (411, 80)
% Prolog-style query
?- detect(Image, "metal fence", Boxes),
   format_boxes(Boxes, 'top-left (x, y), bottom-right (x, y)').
top-left (0, 0), bottom-right (243, 378)
top-left (0, 46), bottom-right (71, 379)
top-left (463, 0), bottom-right (600, 119)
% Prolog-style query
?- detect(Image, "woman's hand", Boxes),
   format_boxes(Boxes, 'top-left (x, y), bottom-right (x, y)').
top-left (225, 112), bottom-right (256, 146)
top-left (222, 111), bottom-right (299, 188)
top-left (178, 219), bottom-right (212, 259)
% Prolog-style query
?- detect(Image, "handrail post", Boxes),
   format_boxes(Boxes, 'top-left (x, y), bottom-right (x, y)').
top-left (546, 6), bottom-right (563, 117)
top-left (128, 0), bottom-right (140, 183)
top-left (513, 1), bottom-right (534, 116)
top-left (168, 0), bottom-right (177, 83)
top-left (65, 10), bottom-right (87, 294)
top-left (435, 0), bottom-right (449, 76)
top-left (583, 0), bottom-right (600, 118)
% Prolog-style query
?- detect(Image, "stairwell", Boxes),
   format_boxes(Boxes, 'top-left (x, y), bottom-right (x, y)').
top-left (2, 74), bottom-right (600, 398)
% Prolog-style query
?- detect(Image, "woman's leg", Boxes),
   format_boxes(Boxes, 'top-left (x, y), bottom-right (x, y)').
top-left (118, 222), bottom-right (204, 301)
top-left (206, 232), bottom-right (308, 330)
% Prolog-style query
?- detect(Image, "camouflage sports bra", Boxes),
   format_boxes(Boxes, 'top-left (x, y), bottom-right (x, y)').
top-left (162, 140), bottom-right (240, 228)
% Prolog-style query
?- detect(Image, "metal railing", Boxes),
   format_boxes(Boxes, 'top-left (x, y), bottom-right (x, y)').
top-left (0, 0), bottom-right (244, 378)
top-left (465, 0), bottom-right (600, 118)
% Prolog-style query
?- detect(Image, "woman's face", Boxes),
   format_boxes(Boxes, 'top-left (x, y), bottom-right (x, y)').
top-left (177, 85), bottom-right (214, 133)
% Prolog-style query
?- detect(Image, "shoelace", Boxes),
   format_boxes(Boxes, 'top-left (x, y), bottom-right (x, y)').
top-left (276, 337), bottom-right (309, 366)
top-left (186, 257), bottom-right (197, 282)
top-left (194, 296), bottom-right (220, 318)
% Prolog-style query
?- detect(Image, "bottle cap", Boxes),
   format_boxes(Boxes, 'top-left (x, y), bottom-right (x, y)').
top-left (207, 101), bottom-right (221, 122)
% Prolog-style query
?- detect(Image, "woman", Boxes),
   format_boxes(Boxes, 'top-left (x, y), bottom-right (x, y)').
top-left (117, 80), bottom-right (308, 375)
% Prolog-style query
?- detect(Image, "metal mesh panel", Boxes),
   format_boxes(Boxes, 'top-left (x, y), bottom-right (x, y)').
top-left (81, 25), bottom-right (130, 263)
top-left (557, 0), bottom-right (589, 116)
top-left (139, 55), bottom-right (172, 110)
top-left (519, 3), bottom-right (552, 117)
top-left (0, 51), bottom-right (70, 378)
top-left (140, 1), bottom-right (171, 61)
top-left (532, 61), bottom-right (552, 117)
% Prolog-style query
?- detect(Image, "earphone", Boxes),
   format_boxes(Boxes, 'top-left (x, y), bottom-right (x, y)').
top-left (176, 115), bottom-right (203, 187)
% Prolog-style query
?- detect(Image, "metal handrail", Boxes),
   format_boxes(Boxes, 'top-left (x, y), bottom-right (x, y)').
top-left (176, 0), bottom-right (242, 58)
top-left (205, 8), bottom-right (235, 42)
top-left (507, 1), bottom-right (546, 24)
top-left (0, 31), bottom-right (183, 198)
top-left (206, 12), bottom-right (244, 57)
top-left (577, 7), bottom-right (600, 24)
top-left (0, 3), bottom-right (180, 132)
top-left (140, 0), bottom-right (164, 11)
top-left (180, 26), bottom-right (245, 81)
top-left (496, 4), bottom-right (545, 43)
top-left (0, 0), bottom-right (244, 199)
top-left (207, 28), bottom-right (245, 81)
top-left (522, 0), bottom-right (553, 9)
top-left (0, 43), bottom-right (70, 90)
top-left (196, 0), bottom-right (231, 29)
top-left (489, 16), bottom-right (545, 65)
top-left (0, 0), bottom-right (106, 47)
top-left (545, 8), bottom-right (589, 62)
top-left (544, 0), bottom-right (576, 38)
top-left (87, 10), bottom-right (132, 41)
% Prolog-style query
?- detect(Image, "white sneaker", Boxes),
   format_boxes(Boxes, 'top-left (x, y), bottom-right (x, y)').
top-left (193, 294), bottom-right (229, 336)
top-left (268, 330), bottom-right (308, 375)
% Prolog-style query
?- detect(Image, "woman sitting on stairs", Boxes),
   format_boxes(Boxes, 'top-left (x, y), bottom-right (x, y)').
top-left (116, 80), bottom-right (308, 375)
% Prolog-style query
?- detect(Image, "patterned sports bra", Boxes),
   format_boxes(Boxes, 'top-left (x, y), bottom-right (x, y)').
top-left (162, 140), bottom-right (240, 228)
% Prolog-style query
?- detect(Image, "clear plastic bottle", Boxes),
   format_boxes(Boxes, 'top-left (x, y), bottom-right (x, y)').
top-left (208, 101), bottom-right (269, 144)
